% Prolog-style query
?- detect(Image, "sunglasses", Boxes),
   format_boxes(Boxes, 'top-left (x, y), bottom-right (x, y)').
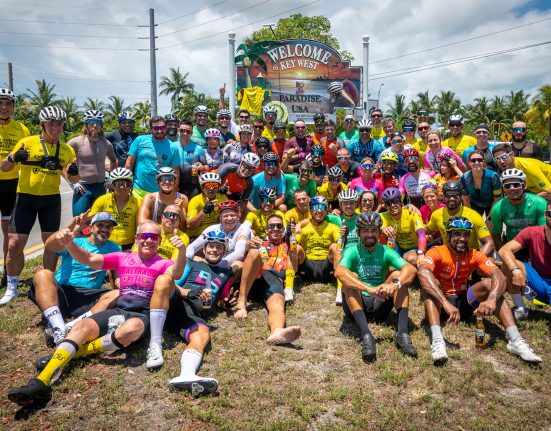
top-left (494, 152), bottom-right (512, 162)
top-left (404, 156), bottom-right (419, 162)
top-left (219, 116), bottom-right (231, 120)
top-left (444, 193), bottom-right (461, 199)
top-left (152, 126), bottom-right (167, 132)
top-left (138, 232), bottom-right (159, 241)
top-left (469, 158), bottom-right (484, 164)
top-left (300, 169), bottom-right (313, 175)
top-left (361, 163), bottom-right (374, 169)
top-left (449, 123), bottom-right (462, 127)
top-left (512, 127), bottom-right (526, 133)
top-left (312, 151), bottom-right (324, 156)
top-left (241, 164), bottom-right (255, 171)
top-left (503, 182), bottom-right (522, 190)
top-left (361, 198), bottom-right (374, 203)
top-left (386, 199), bottom-right (402, 206)
top-left (179, 129), bottom-right (192, 134)
top-left (261, 198), bottom-right (276, 204)
top-left (311, 204), bottom-right (327, 211)
top-left (418, 126), bottom-right (429, 131)
top-left (267, 222), bottom-right (284, 230)
top-left (239, 115), bottom-right (249, 119)
top-left (344, 118), bottom-right (354, 122)
top-left (359, 129), bottom-right (371, 133)
top-left (254, 125), bottom-right (264, 129)
top-left (113, 180), bottom-right (132, 188)
top-left (329, 176), bottom-right (342, 182)
top-left (265, 161), bottom-right (278, 167)
top-left (202, 182), bottom-right (219, 189)
top-left (418, 111), bottom-right (428, 116)
top-left (402, 128), bottom-right (414, 132)
top-left (295, 126), bottom-right (306, 130)
top-left (382, 161), bottom-right (396, 166)
top-left (158, 175), bottom-right (175, 183)
top-left (392, 140), bottom-right (404, 145)
top-left (337, 156), bottom-right (350, 161)
top-left (163, 211), bottom-right (181, 220)
top-left (475, 130), bottom-right (489, 135)
top-left (85, 120), bottom-right (103, 125)
top-left (371, 114), bottom-right (381, 118)
top-left (546, 210), bottom-right (551, 218)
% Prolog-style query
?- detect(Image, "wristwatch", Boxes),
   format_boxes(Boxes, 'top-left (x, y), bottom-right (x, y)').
top-left (510, 265), bottom-right (520, 272)
top-left (416, 250), bottom-right (425, 255)
top-left (7, 153), bottom-right (14, 163)
top-left (392, 278), bottom-right (402, 289)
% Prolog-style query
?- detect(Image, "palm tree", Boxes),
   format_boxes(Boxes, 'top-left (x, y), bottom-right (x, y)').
top-left (23, 79), bottom-right (58, 113)
top-left (235, 40), bottom-right (275, 88)
top-left (57, 97), bottom-right (81, 134)
top-left (105, 96), bottom-right (130, 122)
top-left (411, 91), bottom-right (437, 114)
top-left (525, 83), bottom-right (551, 154)
top-left (504, 90), bottom-right (530, 122)
top-left (83, 98), bottom-right (106, 112)
top-left (464, 97), bottom-right (492, 126)
top-left (173, 92), bottom-right (218, 123)
top-left (133, 100), bottom-right (152, 129)
top-left (159, 67), bottom-right (195, 111)
top-left (386, 94), bottom-right (409, 121)
top-left (435, 91), bottom-right (462, 125)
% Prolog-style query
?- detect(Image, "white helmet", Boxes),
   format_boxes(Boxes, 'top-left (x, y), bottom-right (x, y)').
top-left (205, 128), bottom-right (221, 139)
top-left (241, 152), bottom-right (260, 168)
top-left (216, 108), bottom-right (231, 118)
top-left (263, 105), bottom-right (278, 116)
top-left (0, 88), bottom-right (15, 102)
top-left (83, 109), bottom-right (104, 123)
top-left (199, 172), bottom-right (221, 185)
top-left (448, 114), bottom-right (464, 124)
top-left (194, 105), bottom-right (209, 115)
top-left (338, 189), bottom-right (358, 202)
top-left (328, 82), bottom-right (343, 95)
top-left (156, 166), bottom-right (177, 180)
top-left (357, 119), bottom-right (373, 129)
top-left (501, 168), bottom-right (526, 183)
top-left (110, 167), bottom-right (133, 182)
top-left (238, 124), bottom-right (253, 134)
top-left (39, 106), bottom-right (67, 123)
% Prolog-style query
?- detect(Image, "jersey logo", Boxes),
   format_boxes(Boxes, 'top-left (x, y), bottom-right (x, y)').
top-left (422, 256), bottom-right (433, 264)
top-left (539, 182), bottom-right (546, 187)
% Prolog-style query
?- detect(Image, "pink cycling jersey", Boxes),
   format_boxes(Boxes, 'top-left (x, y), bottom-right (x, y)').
top-left (399, 170), bottom-right (435, 200)
top-left (349, 176), bottom-right (384, 198)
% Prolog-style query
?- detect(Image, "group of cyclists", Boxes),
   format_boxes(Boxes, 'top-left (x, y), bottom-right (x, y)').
top-left (0, 86), bottom-right (549, 406)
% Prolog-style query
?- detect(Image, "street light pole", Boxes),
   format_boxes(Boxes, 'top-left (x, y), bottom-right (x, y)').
top-left (362, 35), bottom-right (369, 118)
top-left (377, 83), bottom-right (384, 108)
top-left (228, 32), bottom-right (236, 116)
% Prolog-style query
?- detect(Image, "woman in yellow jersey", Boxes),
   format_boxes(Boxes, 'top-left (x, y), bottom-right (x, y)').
top-left (245, 188), bottom-right (286, 238)
top-left (89, 168), bottom-right (140, 251)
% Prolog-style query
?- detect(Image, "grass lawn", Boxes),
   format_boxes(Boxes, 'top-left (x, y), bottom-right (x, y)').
top-left (1, 256), bottom-right (550, 430)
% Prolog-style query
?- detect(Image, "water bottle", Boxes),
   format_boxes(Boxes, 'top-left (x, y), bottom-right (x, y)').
top-left (259, 244), bottom-right (269, 264)
top-left (289, 218), bottom-right (297, 251)
top-left (475, 317), bottom-right (486, 348)
top-left (523, 285), bottom-right (536, 302)
top-left (107, 314), bottom-right (126, 335)
top-left (202, 273), bottom-right (212, 310)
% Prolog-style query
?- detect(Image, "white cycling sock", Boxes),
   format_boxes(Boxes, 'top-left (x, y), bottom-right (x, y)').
top-left (66, 310), bottom-right (93, 329)
top-left (0, 276), bottom-right (19, 304)
top-left (44, 306), bottom-right (66, 331)
top-left (505, 325), bottom-right (521, 342)
top-left (180, 348), bottom-right (202, 377)
top-left (431, 325), bottom-right (444, 342)
top-left (149, 308), bottom-right (167, 345)
top-left (510, 293), bottom-right (525, 309)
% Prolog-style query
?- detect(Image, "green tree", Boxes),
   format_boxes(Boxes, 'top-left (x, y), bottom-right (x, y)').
top-left (133, 100), bottom-right (152, 129)
top-left (435, 91), bottom-right (462, 125)
top-left (105, 96), bottom-right (130, 123)
top-left (504, 90), bottom-right (530, 122)
top-left (57, 97), bottom-right (81, 134)
top-left (159, 67), bottom-right (195, 111)
top-left (245, 14), bottom-right (353, 61)
top-left (23, 79), bottom-right (58, 114)
top-left (235, 40), bottom-right (275, 89)
top-left (525, 83), bottom-right (551, 152)
top-left (464, 97), bottom-right (492, 126)
top-left (386, 94), bottom-right (410, 121)
top-left (173, 92), bottom-right (218, 123)
top-left (83, 98), bottom-right (106, 112)
top-left (410, 91), bottom-right (437, 114)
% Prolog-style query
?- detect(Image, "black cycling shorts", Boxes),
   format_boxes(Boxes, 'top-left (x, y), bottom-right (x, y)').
top-left (29, 282), bottom-right (112, 319)
top-left (9, 193), bottom-right (61, 235)
top-left (0, 178), bottom-right (18, 220)
top-left (342, 293), bottom-right (394, 322)
top-left (248, 270), bottom-right (285, 304)
top-left (442, 293), bottom-right (474, 321)
top-left (89, 308), bottom-right (149, 340)
top-left (166, 295), bottom-right (207, 334)
top-left (298, 258), bottom-right (333, 281)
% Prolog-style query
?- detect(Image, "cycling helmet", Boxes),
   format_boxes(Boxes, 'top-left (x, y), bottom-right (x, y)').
top-left (110, 167), bottom-right (133, 182)
top-left (156, 166), bottom-right (177, 180)
top-left (438, 152), bottom-right (452, 162)
top-left (241, 152), bottom-right (261, 168)
top-left (402, 119), bottom-right (416, 130)
top-left (259, 187), bottom-right (277, 200)
top-left (216, 108), bottom-right (231, 118)
top-left (164, 113), bottom-right (179, 123)
top-left (254, 136), bottom-right (270, 148)
top-left (381, 187), bottom-right (402, 203)
top-left (338, 189), bottom-right (358, 202)
top-left (313, 113), bottom-right (325, 122)
top-left (327, 166), bottom-right (344, 178)
top-left (501, 168), bottom-right (526, 183)
top-left (205, 128), bottom-right (221, 139)
top-left (262, 151), bottom-right (280, 163)
top-left (83, 109), bottom-right (104, 123)
top-left (357, 119), bottom-right (373, 129)
top-left (448, 114), bottom-right (464, 125)
top-left (39, 106), bottom-right (66, 123)
top-left (199, 172), bottom-right (221, 185)
top-left (194, 105), bottom-right (209, 115)
top-left (402, 148), bottom-right (420, 158)
top-left (117, 111), bottom-right (136, 122)
top-left (238, 124), bottom-right (253, 135)
top-left (0, 88), bottom-right (15, 102)
top-left (356, 211), bottom-right (382, 229)
top-left (442, 180), bottom-right (464, 194)
top-left (218, 200), bottom-right (240, 212)
top-left (328, 81), bottom-right (343, 94)
top-left (310, 196), bottom-right (328, 208)
top-left (274, 121), bottom-right (286, 130)
top-left (475, 123), bottom-right (490, 132)
top-left (263, 105), bottom-right (278, 116)
top-left (445, 215), bottom-right (473, 232)
top-left (310, 144), bottom-right (325, 155)
top-left (389, 132), bottom-right (404, 141)
top-left (380, 152), bottom-right (398, 163)
top-left (203, 230), bottom-right (228, 248)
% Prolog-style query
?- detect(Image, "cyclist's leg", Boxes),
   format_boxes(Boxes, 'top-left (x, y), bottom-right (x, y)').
top-left (37, 194), bottom-right (61, 271)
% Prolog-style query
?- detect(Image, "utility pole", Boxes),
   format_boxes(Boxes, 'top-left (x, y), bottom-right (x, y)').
top-left (139, 9), bottom-right (158, 117)
top-left (362, 35), bottom-right (369, 118)
top-left (228, 32), bottom-right (236, 116)
top-left (8, 63), bottom-right (13, 91)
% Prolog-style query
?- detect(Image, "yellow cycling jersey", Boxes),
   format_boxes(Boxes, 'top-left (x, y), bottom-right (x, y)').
top-left (238, 87), bottom-right (268, 116)
top-left (297, 220), bottom-right (340, 261)
top-left (186, 193), bottom-right (228, 238)
top-left (514, 157), bottom-right (551, 194)
top-left (381, 208), bottom-right (424, 251)
top-left (132, 229), bottom-right (189, 259)
top-left (370, 125), bottom-right (386, 140)
top-left (245, 209), bottom-right (285, 238)
top-left (427, 206), bottom-right (490, 250)
top-left (412, 138), bottom-right (429, 166)
top-left (89, 193), bottom-right (141, 246)
top-left (11, 135), bottom-right (76, 195)
top-left (442, 134), bottom-right (476, 157)
top-left (0, 120), bottom-right (30, 180)
top-left (284, 207), bottom-right (310, 224)
top-left (317, 182), bottom-right (349, 202)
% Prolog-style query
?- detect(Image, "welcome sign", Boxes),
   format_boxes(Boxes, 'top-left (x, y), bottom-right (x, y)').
top-left (236, 38), bottom-right (362, 123)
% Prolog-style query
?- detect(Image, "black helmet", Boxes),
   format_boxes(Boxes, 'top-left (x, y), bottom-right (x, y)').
top-left (356, 211), bottom-right (382, 229)
top-left (165, 113), bottom-right (179, 123)
top-left (442, 180), bottom-right (463, 194)
top-left (262, 151), bottom-right (280, 163)
top-left (313, 113), bottom-right (325, 122)
top-left (255, 137), bottom-right (270, 148)
top-left (310, 144), bottom-right (325, 154)
top-left (402, 119), bottom-right (416, 130)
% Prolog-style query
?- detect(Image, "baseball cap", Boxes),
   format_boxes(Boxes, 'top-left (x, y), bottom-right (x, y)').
top-left (91, 212), bottom-right (118, 226)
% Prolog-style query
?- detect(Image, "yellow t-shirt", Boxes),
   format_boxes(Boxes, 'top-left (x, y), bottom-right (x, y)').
top-left (0, 120), bottom-right (30, 180)
top-left (381, 207), bottom-right (424, 251)
top-left (11, 135), bottom-right (76, 195)
top-left (297, 220), bottom-right (340, 261)
top-left (284, 207), bottom-right (310, 224)
top-left (427, 206), bottom-right (490, 250)
top-left (412, 138), bottom-right (429, 166)
top-left (317, 182), bottom-right (349, 203)
top-left (442, 134), bottom-right (476, 157)
top-left (132, 229), bottom-right (189, 260)
top-left (514, 157), bottom-right (551, 194)
top-left (89, 193), bottom-right (141, 246)
top-left (238, 87), bottom-right (268, 116)
top-left (245, 209), bottom-right (285, 238)
top-left (186, 193), bottom-right (228, 238)
top-left (370, 125), bottom-right (386, 140)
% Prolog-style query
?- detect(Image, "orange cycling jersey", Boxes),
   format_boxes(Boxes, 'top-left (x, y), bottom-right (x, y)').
top-left (421, 245), bottom-right (497, 296)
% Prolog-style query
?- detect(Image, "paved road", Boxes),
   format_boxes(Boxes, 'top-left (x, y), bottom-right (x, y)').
top-left (0, 181), bottom-right (75, 264)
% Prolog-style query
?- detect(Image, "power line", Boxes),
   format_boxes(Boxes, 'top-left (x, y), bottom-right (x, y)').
top-left (158, 0), bottom-right (321, 49)
top-left (14, 69), bottom-right (149, 83)
top-left (0, 43), bottom-right (144, 51)
top-left (158, 0), bottom-right (272, 37)
top-left (0, 31), bottom-right (138, 39)
top-left (157, 0), bottom-right (229, 25)
top-left (371, 16), bottom-right (551, 64)
top-left (0, 17), bottom-right (140, 27)
top-left (368, 41), bottom-right (551, 81)
top-left (0, 1), bottom-right (145, 11)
